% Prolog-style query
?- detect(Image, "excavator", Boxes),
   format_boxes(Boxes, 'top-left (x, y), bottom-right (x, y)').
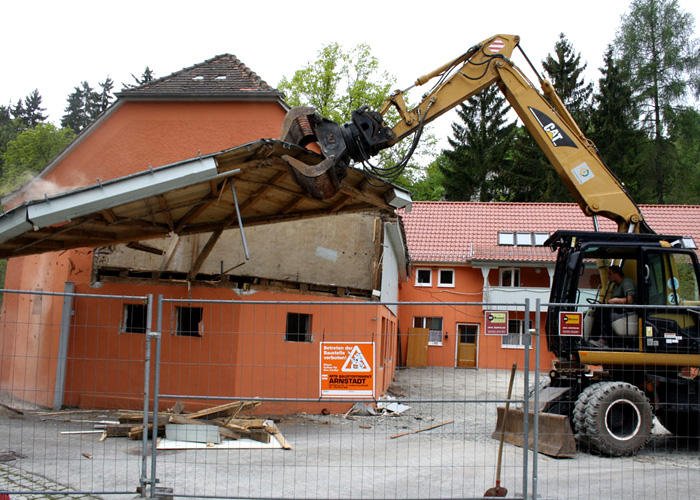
top-left (279, 34), bottom-right (700, 457)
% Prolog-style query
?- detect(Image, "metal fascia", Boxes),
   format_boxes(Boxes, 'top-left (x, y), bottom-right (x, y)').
top-left (26, 157), bottom-right (218, 229)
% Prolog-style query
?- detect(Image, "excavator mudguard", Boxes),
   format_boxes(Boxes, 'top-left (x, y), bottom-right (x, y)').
top-left (493, 406), bottom-right (576, 458)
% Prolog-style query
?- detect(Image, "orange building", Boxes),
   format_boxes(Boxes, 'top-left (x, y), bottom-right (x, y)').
top-left (398, 201), bottom-right (700, 371)
top-left (0, 55), bottom-right (409, 413)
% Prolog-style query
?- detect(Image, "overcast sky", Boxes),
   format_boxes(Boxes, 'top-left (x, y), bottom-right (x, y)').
top-left (2, 0), bottom-right (699, 147)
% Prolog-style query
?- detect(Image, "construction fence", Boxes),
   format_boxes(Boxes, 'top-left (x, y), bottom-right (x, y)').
top-left (0, 288), bottom-right (698, 500)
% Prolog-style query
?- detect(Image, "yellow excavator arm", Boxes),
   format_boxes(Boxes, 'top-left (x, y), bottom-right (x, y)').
top-left (281, 34), bottom-right (648, 233)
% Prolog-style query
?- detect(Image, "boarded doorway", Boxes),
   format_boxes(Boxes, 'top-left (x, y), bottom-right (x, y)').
top-left (407, 327), bottom-right (429, 367)
top-left (456, 323), bottom-right (478, 368)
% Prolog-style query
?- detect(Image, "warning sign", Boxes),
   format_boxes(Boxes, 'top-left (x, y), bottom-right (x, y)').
top-left (559, 312), bottom-right (583, 336)
top-left (320, 342), bottom-right (374, 398)
top-left (484, 311), bottom-right (509, 335)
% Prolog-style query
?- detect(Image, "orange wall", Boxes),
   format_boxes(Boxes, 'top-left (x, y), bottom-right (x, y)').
top-left (62, 281), bottom-right (397, 415)
top-left (398, 265), bottom-right (555, 371)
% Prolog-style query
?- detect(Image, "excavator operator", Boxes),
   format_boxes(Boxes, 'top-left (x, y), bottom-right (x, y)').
top-left (607, 265), bottom-right (636, 305)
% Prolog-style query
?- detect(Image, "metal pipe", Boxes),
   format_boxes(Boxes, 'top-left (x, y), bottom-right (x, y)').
top-left (230, 180), bottom-right (249, 260)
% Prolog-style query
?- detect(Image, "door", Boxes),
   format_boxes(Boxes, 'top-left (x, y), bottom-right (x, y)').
top-left (407, 327), bottom-right (429, 367)
top-left (456, 323), bottom-right (478, 368)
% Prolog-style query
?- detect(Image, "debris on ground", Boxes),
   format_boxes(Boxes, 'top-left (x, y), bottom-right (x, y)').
top-left (344, 397), bottom-right (411, 418)
top-left (32, 400), bottom-right (292, 450)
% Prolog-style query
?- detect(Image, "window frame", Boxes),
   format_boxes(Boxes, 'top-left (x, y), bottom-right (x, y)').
top-left (499, 267), bottom-right (521, 287)
top-left (414, 316), bottom-right (444, 346)
top-left (501, 319), bottom-right (532, 349)
top-left (415, 268), bottom-right (433, 287)
top-left (285, 312), bottom-right (313, 343)
top-left (121, 303), bottom-right (148, 334)
top-left (437, 268), bottom-right (455, 288)
top-left (175, 306), bottom-right (203, 337)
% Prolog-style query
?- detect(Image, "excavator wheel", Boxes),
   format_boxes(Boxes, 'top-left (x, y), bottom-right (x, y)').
top-left (574, 381), bottom-right (652, 456)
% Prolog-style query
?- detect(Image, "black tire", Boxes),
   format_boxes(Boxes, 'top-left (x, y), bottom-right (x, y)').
top-left (656, 410), bottom-right (700, 438)
top-left (576, 381), bottom-right (652, 456)
top-left (573, 384), bottom-right (598, 441)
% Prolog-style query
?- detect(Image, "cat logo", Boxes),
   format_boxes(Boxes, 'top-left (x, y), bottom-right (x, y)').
top-left (529, 107), bottom-right (577, 148)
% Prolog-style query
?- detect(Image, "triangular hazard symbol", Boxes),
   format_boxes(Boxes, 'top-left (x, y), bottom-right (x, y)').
top-left (341, 346), bottom-right (371, 372)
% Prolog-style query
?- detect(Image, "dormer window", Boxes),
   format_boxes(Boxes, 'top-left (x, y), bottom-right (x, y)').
top-left (193, 75), bottom-right (204, 81)
top-left (215, 75), bottom-right (227, 80)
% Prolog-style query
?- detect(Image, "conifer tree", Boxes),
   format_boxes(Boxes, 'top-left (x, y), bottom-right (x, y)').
top-left (438, 85), bottom-right (515, 201)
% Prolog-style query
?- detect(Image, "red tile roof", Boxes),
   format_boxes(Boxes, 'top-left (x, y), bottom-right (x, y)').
top-left (400, 202), bottom-right (700, 263)
top-left (116, 54), bottom-right (283, 98)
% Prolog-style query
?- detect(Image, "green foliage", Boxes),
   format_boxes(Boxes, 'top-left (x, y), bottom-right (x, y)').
top-left (501, 126), bottom-right (571, 202)
top-left (665, 107), bottom-right (700, 203)
top-left (590, 45), bottom-right (655, 202)
top-left (615, 0), bottom-right (700, 202)
top-left (0, 123), bottom-right (75, 195)
top-left (439, 85), bottom-right (516, 201)
top-left (61, 78), bottom-right (115, 133)
top-left (542, 33), bottom-right (594, 131)
top-left (125, 67), bottom-right (156, 89)
top-left (278, 42), bottom-right (395, 125)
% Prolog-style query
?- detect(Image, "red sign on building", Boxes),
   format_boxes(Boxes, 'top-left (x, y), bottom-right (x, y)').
top-left (559, 312), bottom-right (583, 336)
top-left (484, 311), bottom-right (509, 335)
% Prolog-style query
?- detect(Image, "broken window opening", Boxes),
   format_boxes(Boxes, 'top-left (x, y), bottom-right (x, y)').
top-left (285, 313), bottom-right (312, 342)
top-left (176, 306), bottom-right (203, 337)
top-left (122, 303), bottom-right (147, 334)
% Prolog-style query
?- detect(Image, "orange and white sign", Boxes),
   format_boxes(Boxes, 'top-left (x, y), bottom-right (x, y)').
top-left (320, 342), bottom-right (374, 398)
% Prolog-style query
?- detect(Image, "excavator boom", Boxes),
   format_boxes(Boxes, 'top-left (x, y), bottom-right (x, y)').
top-left (281, 34), bottom-right (649, 233)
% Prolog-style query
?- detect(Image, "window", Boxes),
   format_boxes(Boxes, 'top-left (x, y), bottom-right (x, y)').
top-left (414, 317), bottom-right (443, 346)
top-left (415, 268), bottom-right (432, 287)
top-left (286, 313), bottom-right (312, 342)
top-left (534, 232), bottom-right (550, 246)
top-left (516, 232), bottom-right (532, 246)
top-left (122, 303), bottom-right (147, 334)
top-left (438, 269), bottom-right (455, 287)
top-left (501, 319), bottom-right (532, 348)
top-left (499, 231), bottom-right (550, 246)
top-left (498, 232), bottom-right (514, 245)
top-left (176, 307), bottom-right (203, 337)
top-left (499, 268), bottom-right (520, 287)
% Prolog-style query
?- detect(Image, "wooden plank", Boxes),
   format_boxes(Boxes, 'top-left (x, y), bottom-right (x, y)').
top-left (390, 420), bottom-right (454, 439)
top-left (168, 414), bottom-right (248, 433)
top-left (265, 421), bottom-right (292, 450)
top-left (184, 401), bottom-right (260, 420)
top-left (189, 228), bottom-right (224, 280)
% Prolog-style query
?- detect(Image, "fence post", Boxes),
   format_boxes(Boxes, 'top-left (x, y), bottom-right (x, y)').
top-left (532, 298), bottom-right (542, 500)
top-left (522, 298), bottom-right (530, 500)
top-left (53, 281), bottom-right (74, 410)
top-left (150, 294), bottom-right (164, 498)
top-left (140, 294), bottom-right (154, 497)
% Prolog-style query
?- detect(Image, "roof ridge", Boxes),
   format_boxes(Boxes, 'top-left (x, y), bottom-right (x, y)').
top-left (118, 53), bottom-right (278, 96)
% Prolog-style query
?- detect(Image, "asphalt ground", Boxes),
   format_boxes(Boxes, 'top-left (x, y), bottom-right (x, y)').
top-left (1, 367), bottom-right (699, 500)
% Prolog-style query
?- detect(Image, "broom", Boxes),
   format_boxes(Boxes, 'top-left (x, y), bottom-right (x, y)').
top-left (484, 362), bottom-right (517, 497)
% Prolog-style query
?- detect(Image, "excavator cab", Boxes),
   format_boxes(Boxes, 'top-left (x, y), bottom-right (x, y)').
top-left (546, 230), bottom-right (700, 359)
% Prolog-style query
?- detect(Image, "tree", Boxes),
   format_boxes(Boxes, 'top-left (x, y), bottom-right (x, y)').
top-left (615, 0), bottom-right (700, 202)
top-left (542, 33), bottom-right (594, 131)
top-left (665, 107), bottom-right (700, 203)
top-left (125, 66), bottom-right (156, 89)
top-left (0, 123), bottom-right (75, 195)
top-left (278, 43), bottom-right (395, 125)
top-left (438, 85), bottom-right (516, 201)
top-left (590, 46), bottom-right (654, 202)
top-left (22, 89), bottom-right (48, 129)
top-left (278, 42), bottom-right (436, 186)
top-left (61, 79), bottom-right (114, 134)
